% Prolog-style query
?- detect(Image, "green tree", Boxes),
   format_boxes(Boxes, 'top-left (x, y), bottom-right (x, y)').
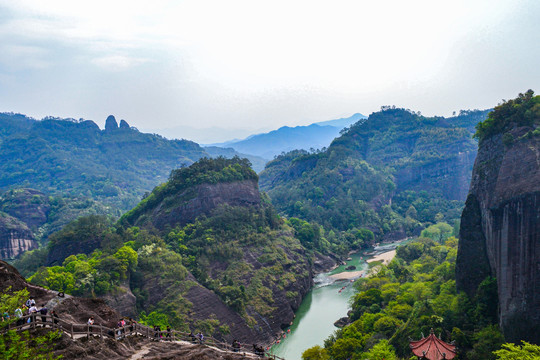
top-left (420, 222), bottom-right (453, 243)
top-left (139, 311), bottom-right (170, 329)
top-left (493, 341), bottom-right (540, 360)
top-left (302, 345), bottom-right (330, 360)
top-left (113, 245), bottom-right (138, 276)
top-left (361, 339), bottom-right (397, 360)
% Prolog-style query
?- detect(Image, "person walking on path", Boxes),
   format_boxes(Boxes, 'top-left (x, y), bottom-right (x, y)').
top-left (39, 304), bottom-right (48, 326)
top-left (14, 307), bottom-right (23, 326)
top-left (87, 317), bottom-right (94, 333)
top-left (28, 304), bottom-right (38, 323)
top-left (197, 332), bottom-right (204, 344)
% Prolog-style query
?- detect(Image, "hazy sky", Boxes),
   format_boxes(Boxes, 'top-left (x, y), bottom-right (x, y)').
top-left (0, 0), bottom-right (539, 142)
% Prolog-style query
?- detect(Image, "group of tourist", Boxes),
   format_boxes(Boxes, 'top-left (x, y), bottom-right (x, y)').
top-left (2, 297), bottom-right (59, 328)
top-left (4, 297), bottom-right (267, 357)
top-left (188, 331), bottom-right (205, 344)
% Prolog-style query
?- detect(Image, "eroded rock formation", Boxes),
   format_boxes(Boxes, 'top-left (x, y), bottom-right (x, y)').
top-left (456, 128), bottom-right (540, 343)
top-left (0, 213), bottom-right (37, 259)
top-left (133, 179), bottom-right (261, 230)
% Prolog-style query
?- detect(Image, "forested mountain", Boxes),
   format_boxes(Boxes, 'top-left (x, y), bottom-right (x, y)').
top-left (214, 113), bottom-right (366, 160)
top-left (17, 157), bottom-right (329, 344)
top-left (0, 112), bottom-right (267, 212)
top-left (259, 108), bottom-right (489, 241)
top-left (0, 113), bottom-right (209, 210)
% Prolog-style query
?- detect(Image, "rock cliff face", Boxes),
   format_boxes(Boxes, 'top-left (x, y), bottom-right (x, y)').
top-left (0, 188), bottom-right (50, 230)
top-left (0, 212), bottom-right (37, 259)
top-left (456, 127), bottom-right (540, 343)
top-left (133, 180), bottom-right (261, 230)
top-left (396, 149), bottom-right (477, 201)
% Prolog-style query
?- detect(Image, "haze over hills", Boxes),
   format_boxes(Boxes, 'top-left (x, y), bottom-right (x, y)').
top-left (209, 113), bottom-right (366, 160)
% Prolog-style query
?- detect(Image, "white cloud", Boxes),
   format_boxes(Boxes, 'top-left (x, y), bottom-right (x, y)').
top-left (0, 44), bottom-right (51, 70)
top-left (0, 0), bottom-right (538, 137)
top-left (91, 55), bottom-right (149, 71)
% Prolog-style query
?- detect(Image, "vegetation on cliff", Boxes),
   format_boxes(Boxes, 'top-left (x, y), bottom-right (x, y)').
top-left (119, 156), bottom-right (258, 227)
top-left (474, 90), bottom-right (540, 142)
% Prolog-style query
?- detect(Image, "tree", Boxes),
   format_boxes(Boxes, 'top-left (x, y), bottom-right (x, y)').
top-left (361, 340), bottom-right (397, 360)
top-left (302, 345), bottom-right (330, 360)
top-left (420, 222), bottom-right (453, 243)
top-left (113, 245), bottom-right (138, 276)
top-left (493, 341), bottom-right (540, 360)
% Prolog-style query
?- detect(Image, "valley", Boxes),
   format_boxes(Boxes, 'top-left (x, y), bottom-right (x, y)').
top-left (1, 91), bottom-right (539, 359)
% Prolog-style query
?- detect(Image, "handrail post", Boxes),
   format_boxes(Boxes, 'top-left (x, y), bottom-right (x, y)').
top-left (100, 325), bottom-right (103, 338)
top-left (70, 323), bottom-right (74, 339)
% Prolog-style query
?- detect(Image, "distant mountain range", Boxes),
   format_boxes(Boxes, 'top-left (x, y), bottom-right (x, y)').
top-left (210, 113), bottom-right (366, 160)
top-left (0, 113), bottom-right (266, 211)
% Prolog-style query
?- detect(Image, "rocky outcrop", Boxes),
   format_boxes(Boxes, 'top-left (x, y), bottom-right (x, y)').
top-left (456, 127), bottom-right (540, 343)
top-left (100, 282), bottom-right (137, 319)
top-left (105, 115), bottom-right (119, 131)
top-left (0, 212), bottom-right (38, 259)
top-left (119, 119), bottom-right (130, 129)
top-left (396, 150), bottom-right (477, 201)
top-left (0, 260), bottom-right (121, 327)
top-left (0, 188), bottom-right (51, 230)
top-left (136, 180), bottom-right (261, 230)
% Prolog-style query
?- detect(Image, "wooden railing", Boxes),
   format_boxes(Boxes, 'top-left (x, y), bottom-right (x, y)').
top-left (1, 313), bottom-right (286, 360)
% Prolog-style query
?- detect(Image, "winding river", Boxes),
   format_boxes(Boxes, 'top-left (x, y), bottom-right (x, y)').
top-left (269, 240), bottom-right (408, 360)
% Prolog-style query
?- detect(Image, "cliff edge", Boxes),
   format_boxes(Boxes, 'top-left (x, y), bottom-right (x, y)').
top-left (456, 90), bottom-right (540, 343)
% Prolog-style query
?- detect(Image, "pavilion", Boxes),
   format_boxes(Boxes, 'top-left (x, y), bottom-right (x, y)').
top-left (409, 329), bottom-right (457, 360)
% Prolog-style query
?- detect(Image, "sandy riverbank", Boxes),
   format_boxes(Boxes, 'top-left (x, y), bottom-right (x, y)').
top-left (328, 249), bottom-right (397, 280)
top-left (366, 249), bottom-right (396, 265)
top-left (328, 270), bottom-right (365, 280)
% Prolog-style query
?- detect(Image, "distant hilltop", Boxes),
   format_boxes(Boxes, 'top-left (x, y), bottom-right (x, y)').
top-left (210, 113), bottom-right (367, 160)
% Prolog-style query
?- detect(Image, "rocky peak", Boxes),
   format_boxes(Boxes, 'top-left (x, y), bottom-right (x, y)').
top-left (135, 179), bottom-right (260, 230)
top-left (105, 115), bottom-right (118, 131)
top-left (119, 119), bottom-right (130, 129)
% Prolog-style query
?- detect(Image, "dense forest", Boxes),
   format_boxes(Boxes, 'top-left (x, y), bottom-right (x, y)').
top-left (0, 113), bottom-right (262, 213)
top-left (259, 108), bottom-right (489, 252)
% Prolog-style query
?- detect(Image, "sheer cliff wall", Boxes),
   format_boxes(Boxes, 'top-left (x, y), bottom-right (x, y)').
top-left (456, 128), bottom-right (540, 343)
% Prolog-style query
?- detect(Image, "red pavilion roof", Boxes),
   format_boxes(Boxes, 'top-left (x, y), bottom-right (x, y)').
top-left (409, 331), bottom-right (456, 360)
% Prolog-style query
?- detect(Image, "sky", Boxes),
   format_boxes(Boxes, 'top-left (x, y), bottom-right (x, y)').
top-left (0, 0), bottom-right (539, 143)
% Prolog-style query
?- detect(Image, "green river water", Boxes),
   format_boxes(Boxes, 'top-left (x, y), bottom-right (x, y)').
top-left (269, 240), bottom-right (408, 360)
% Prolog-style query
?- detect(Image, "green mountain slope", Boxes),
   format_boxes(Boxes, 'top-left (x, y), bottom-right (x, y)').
top-left (259, 108), bottom-right (489, 239)
top-left (22, 157), bottom-right (318, 344)
top-left (0, 114), bottom-right (209, 210)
